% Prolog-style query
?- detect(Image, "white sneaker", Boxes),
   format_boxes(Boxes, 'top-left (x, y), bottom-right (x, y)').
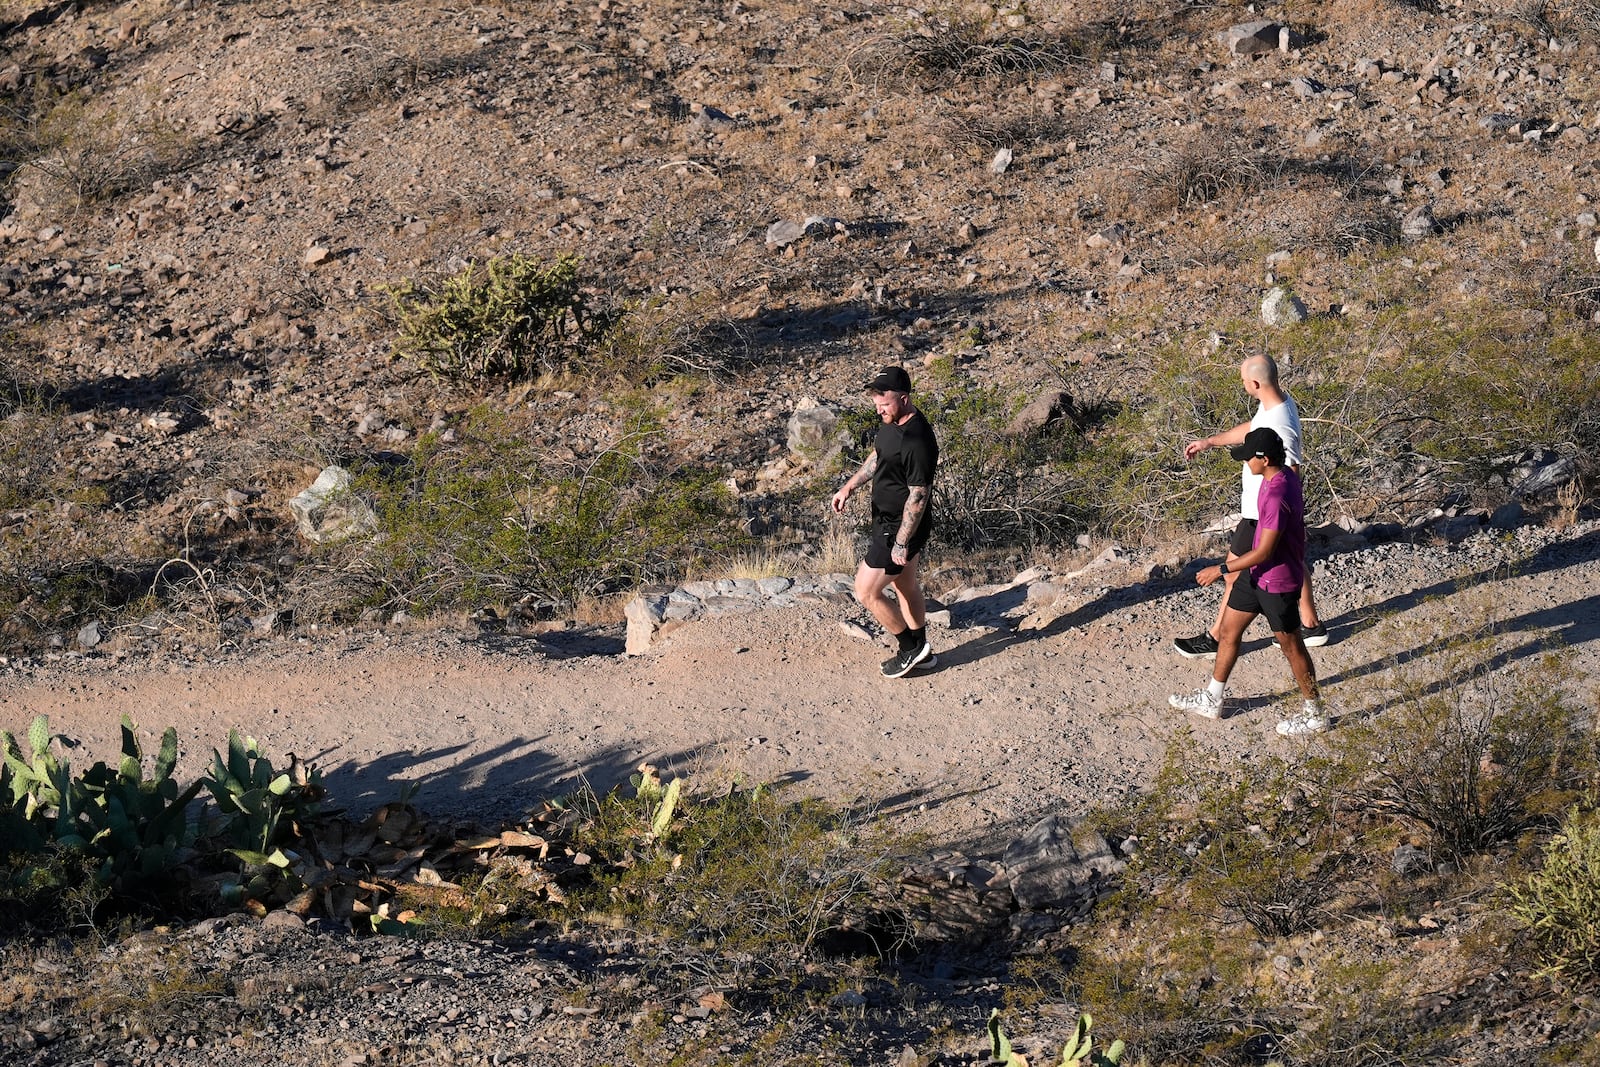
top-left (1169, 688), bottom-right (1226, 719)
top-left (1277, 702), bottom-right (1330, 736)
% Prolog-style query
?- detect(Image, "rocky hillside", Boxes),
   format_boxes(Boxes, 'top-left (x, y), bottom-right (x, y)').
top-left (1, 0), bottom-right (1598, 647)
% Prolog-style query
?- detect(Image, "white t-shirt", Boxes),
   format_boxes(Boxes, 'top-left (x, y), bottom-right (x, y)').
top-left (1240, 392), bottom-right (1304, 520)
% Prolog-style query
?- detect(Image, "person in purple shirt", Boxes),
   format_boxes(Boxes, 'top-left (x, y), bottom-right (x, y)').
top-left (1169, 427), bottom-right (1329, 736)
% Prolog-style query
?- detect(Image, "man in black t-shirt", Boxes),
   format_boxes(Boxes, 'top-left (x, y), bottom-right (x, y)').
top-left (831, 366), bottom-right (939, 678)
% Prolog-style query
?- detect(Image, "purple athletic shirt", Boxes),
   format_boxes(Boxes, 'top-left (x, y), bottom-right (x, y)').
top-left (1251, 467), bottom-right (1306, 593)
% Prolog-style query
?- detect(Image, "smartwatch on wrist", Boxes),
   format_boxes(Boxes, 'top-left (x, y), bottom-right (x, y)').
top-left (1219, 560), bottom-right (1229, 575)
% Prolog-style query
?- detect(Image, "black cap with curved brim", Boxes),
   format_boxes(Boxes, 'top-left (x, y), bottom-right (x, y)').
top-left (865, 366), bottom-right (912, 393)
top-left (1229, 426), bottom-right (1287, 464)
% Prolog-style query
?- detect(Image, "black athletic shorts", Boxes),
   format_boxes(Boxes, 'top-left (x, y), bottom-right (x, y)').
top-left (1228, 518), bottom-right (1258, 558)
top-left (866, 512), bottom-right (932, 576)
top-left (1227, 573), bottom-right (1302, 634)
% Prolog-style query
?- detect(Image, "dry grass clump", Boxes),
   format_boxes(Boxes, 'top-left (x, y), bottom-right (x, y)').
top-left (1575, 0), bottom-right (1600, 38)
top-left (933, 106), bottom-right (1078, 155)
top-left (1139, 125), bottom-right (1277, 213)
top-left (843, 9), bottom-right (1098, 89)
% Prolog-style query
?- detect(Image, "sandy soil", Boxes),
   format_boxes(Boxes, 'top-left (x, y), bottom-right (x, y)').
top-left (4, 520), bottom-right (1598, 847)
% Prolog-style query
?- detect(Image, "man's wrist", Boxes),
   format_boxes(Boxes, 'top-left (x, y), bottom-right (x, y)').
top-left (1219, 559), bottom-right (1228, 574)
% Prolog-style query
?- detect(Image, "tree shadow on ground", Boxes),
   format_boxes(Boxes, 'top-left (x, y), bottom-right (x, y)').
top-left (1314, 528), bottom-right (1600, 685)
top-left (310, 735), bottom-right (727, 825)
top-left (1324, 591), bottom-right (1600, 728)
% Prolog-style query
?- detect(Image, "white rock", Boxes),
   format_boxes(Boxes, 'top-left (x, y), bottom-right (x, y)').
top-left (1222, 20), bottom-right (1282, 57)
top-left (764, 219), bottom-right (805, 248)
top-left (287, 466), bottom-right (378, 544)
top-left (1260, 286), bottom-right (1308, 326)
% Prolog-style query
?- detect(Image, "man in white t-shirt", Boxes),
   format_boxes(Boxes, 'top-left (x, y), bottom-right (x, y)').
top-left (1173, 354), bottom-right (1328, 658)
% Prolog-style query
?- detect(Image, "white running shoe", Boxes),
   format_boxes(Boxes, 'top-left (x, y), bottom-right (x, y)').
top-left (1169, 688), bottom-right (1226, 719)
top-left (1277, 701), bottom-right (1330, 736)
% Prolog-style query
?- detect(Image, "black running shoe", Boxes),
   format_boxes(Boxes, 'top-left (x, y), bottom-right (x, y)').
top-left (1173, 632), bottom-right (1219, 659)
top-left (881, 642), bottom-right (932, 678)
top-left (1300, 623), bottom-right (1330, 648)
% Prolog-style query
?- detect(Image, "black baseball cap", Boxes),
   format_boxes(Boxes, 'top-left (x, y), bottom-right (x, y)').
top-left (1229, 426), bottom-right (1286, 464)
top-left (865, 366), bottom-right (912, 394)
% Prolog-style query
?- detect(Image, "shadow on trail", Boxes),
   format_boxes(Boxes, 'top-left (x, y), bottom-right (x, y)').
top-left (1311, 529), bottom-right (1600, 696)
top-left (310, 736), bottom-right (710, 825)
top-left (1326, 527), bottom-right (1600, 648)
top-left (929, 568), bottom-right (1198, 669)
top-left (459, 625), bottom-right (627, 659)
top-left (1326, 592), bottom-right (1600, 726)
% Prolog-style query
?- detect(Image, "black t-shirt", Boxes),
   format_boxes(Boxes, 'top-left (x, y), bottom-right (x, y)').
top-left (871, 409), bottom-right (938, 520)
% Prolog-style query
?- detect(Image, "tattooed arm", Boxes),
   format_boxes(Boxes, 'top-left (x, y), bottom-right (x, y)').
top-left (892, 485), bottom-right (928, 565)
top-left (831, 451), bottom-right (878, 513)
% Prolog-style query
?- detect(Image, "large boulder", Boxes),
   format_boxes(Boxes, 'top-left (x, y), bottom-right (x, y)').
top-left (1006, 389), bottom-right (1074, 437)
top-left (787, 397), bottom-right (846, 467)
top-left (287, 466), bottom-right (378, 544)
top-left (1000, 813), bottom-right (1126, 911)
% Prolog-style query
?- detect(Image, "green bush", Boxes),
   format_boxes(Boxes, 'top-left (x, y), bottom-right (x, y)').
top-left (1333, 649), bottom-right (1593, 861)
top-left (1117, 733), bottom-right (1352, 939)
top-left (573, 774), bottom-right (913, 973)
top-left (919, 378), bottom-right (1094, 551)
top-left (347, 406), bottom-right (744, 611)
top-left (386, 253), bottom-right (618, 380)
top-left (1507, 806), bottom-right (1600, 985)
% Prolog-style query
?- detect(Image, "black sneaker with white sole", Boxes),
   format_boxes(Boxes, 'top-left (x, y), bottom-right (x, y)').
top-left (1300, 623), bottom-right (1330, 648)
top-left (1173, 632), bottom-right (1219, 659)
top-left (881, 642), bottom-right (932, 678)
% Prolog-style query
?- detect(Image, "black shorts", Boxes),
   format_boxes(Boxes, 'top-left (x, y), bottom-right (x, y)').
top-left (1229, 518), bottom-right (1257, 558)
top-left (1227, 574), bottom-right (1302, 634)
top-left (866, 513), bottom-right (932, 576)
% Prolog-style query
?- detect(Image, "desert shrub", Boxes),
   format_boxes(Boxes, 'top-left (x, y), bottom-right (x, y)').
top-left (1283, 949), bottom-right (1452, 1067)
top-left (386, 253), bottom-right (619, 381)
top-left (1333, 648), bottom-right (1594, 862)
top-left (1131, 306), bottom-right (1600, 532)
top-left (564, 772), bottom-right (914, 974)
top-left (921, 379), bottom-right (1095, 551)
top-left (1053, 736), bottom-right (1350, 1062)
top-left (0, 353), bottom-right (26, 420)
top-left (16, 87), bottom-right (195, 209)
top-left (850, 8), bottom-right (1086, 85)
top-left (1118, 733), bottom-right (1353, 939)
top-left (1084, 337), bottom-right (1251, 542)
top-left (1571, 0), bottom-right (1600, 40)
top-left (1507, 806), bottom-right (1600, 985)
top-left (345, 406), bottom-right (744, 611)
top-left (1065, 916), bottom-right (1273, 1064)
top-left (0, 359), bottom-right (59, 509)
top-left (1140, 126), bottom-right (1275, 212)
